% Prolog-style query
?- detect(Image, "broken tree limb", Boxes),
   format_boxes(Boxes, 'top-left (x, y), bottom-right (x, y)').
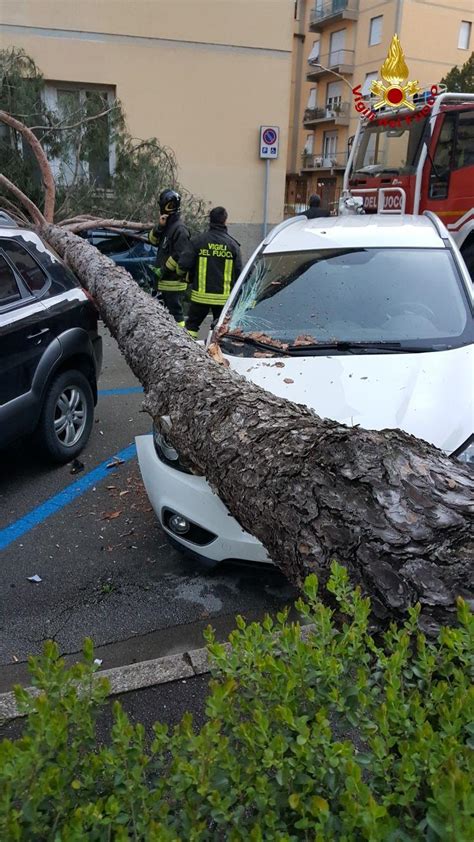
top-left (41, 223), bottom-right (474, 631)
top-left (0, 174), bottom-right (46, 225)
top-left (61, 218), bottom-right (154, 234)
top-left (0, 110), bottom-right (55, 222)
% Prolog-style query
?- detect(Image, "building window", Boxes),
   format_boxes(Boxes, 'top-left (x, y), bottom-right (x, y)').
top-left (307, 88), bottom-right (317, 109)
top-left (308, 41), bottom-right (320, 65)
top-left (329, 30), bottom-right (346, 66)
top-left (369, 16), bottom-right (383, 46)
top-left (326, 81), bottom-right (342, 112)
top-left (43, 82), bottom-right (116, 188)
top-left (363, 71), bottom-right (379, 96)
top-left (323, 131), bottom-right (338, 165)
top-left (458, 21), bottom-right (472, 50)
top-left (304, 134), bottom-right (314, 155)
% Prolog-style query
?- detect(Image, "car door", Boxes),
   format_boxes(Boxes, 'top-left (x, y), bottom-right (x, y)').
top-left (1, 235), bottom-right (90, 339)
top-left (0, 247), bottom-right (59, 443)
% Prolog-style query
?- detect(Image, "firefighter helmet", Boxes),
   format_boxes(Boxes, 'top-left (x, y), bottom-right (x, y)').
top-left (159, 189), bottom-right (181, 215)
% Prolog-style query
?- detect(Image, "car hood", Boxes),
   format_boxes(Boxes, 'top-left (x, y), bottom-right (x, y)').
top-left (226, 345), bottom-right (474, 454)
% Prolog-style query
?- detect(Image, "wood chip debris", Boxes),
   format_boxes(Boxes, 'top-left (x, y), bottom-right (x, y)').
top-left (106, 457), bottom-right (125, 469)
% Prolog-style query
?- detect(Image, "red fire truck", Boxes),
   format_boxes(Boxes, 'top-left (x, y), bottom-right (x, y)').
top-left (343, 91), bottom-right (474, 279)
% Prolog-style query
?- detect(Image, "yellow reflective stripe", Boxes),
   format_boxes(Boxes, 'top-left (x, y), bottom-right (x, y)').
top-left (165, 256), bottom-right (178, 271)
top-left (176, 265), bottom-right (187, 277)
top-left (190, 290), bottom-right (228, 305)
top-left (148, 230), bottom-right (159, 245)
top-left (197, 256), bottom-right (208, 295)
top-left (223, 258), bottom-right (233, 298)
top-left (158, 280), bottom-right (187, 291)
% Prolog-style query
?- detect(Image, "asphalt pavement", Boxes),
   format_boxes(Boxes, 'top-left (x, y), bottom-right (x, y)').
top-left (0, 325), bottom-right (296, 694)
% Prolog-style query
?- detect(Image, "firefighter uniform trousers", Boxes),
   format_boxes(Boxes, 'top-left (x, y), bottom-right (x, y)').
top-left (179, 224), bottom-right (242, 338)
top-left (149, 217), bottom-right (190, 326)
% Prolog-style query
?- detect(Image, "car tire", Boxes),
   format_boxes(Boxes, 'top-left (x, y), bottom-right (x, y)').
top-left (36, 370), bottom-right (94, 463)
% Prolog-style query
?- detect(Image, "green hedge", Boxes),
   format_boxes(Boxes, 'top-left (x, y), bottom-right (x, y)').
top-left (1, 563), bottom-right (472, 840)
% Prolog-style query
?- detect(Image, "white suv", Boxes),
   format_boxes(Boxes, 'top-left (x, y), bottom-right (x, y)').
top-left (137, 213), bottom-right (474, 567)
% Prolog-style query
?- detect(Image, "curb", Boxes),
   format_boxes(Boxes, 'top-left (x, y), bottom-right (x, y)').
top-left (0, 644), bottom-right (216, 722)
top-left (0, 625), bottom-right (315, 722)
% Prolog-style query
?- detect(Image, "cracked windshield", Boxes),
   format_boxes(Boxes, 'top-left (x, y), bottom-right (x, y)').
top-left (222, 248), bottom-right (469, 354)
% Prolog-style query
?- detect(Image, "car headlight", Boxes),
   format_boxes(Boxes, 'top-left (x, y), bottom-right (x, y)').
top-left (153, 418), bottom-right (192, 474)
top-left (453, 435), bottom-right (474, 466)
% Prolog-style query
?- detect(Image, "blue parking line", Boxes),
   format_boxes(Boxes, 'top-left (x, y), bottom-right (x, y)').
top-left (0, 443), bottom-right (137, 552)
top-left (98, 387), bottom-right (143, 396)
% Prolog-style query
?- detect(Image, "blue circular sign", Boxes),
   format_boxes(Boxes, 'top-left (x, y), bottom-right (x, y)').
top-left (262, 128), bottom-right (277, 145)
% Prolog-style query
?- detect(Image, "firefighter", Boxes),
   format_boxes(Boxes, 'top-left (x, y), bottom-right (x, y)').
top-left (299, 193), bottom-right (331, 219)
top-left (148, 189), bottom-right (190, 325)
top-left (179, 207), bottom-right (242, 338)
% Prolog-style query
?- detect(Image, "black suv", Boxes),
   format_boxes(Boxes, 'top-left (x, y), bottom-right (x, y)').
top-left (0, 225), bottom-right (102, 462)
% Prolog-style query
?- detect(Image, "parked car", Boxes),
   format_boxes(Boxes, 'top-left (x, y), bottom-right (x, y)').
top-left (81, 228), bottom-right (156, 288)
top-left (0, 224), bottom-right (102, 462)
top-left (136, 213), bottom-right (474, 567)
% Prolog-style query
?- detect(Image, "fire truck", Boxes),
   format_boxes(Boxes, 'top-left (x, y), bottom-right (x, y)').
top-left (342, 91), bottom-right (474, 279)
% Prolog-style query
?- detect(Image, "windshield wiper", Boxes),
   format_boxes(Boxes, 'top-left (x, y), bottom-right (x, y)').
top-left (285, 341), bottom-right (439, 354)
top-left (219, 333), bottom-right (287, 355)
top-left (353, 167), bottom-right (400, 176)
top-left (220, 335), bottom-right (447, 356)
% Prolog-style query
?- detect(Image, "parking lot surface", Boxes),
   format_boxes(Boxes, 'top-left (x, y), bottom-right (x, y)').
top-left (0, 327), bottom-right (296, 692)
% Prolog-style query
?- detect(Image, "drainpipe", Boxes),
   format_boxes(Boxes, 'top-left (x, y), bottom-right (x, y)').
top-left (395, 0), bottom-right (404, 34)
top-left (290, 0), bottom-right (307, 174)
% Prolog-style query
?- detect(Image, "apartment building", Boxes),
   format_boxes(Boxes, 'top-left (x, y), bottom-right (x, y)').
top-left (0, 0), bottom-right (293, 257)
top-left (287, 0), bottom-right (473, 212)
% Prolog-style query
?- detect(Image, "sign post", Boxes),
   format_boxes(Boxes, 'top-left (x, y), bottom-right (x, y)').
top-left (259, 126), bottom-right (279, 237)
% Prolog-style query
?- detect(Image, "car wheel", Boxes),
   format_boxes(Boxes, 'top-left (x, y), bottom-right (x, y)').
top-left (37, 370), bottom-right (94, 463)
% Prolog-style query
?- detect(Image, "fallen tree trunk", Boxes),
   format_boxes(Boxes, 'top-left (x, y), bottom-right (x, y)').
top-left (41, 223), bottom-right (473, 631)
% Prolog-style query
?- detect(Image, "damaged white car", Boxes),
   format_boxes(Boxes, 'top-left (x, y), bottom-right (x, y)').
top-left (136, 213), bottom-right (474, 567)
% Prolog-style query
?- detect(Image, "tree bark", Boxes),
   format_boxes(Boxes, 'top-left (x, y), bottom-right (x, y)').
top-left (61, 218), bottom-right (154, 234)
top-left (42, 224), bottom-right (474, 631)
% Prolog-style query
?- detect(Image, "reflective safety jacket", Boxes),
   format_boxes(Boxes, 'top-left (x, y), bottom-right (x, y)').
top-left (178, 223), bottom-right (242, 305)
top-left (148, 215), bottom-right (190, 292)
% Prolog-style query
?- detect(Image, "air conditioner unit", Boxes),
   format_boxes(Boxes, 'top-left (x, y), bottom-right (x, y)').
top-left (314, 157), bottom-right (323, 167)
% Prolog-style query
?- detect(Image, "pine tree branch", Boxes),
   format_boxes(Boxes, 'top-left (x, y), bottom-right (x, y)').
top-left (0, 174), bottom-right (46, 225)
top-left (0, 195), bottom-right (30, 223)
top-left (64, 217), bottom-right (154, 233)
top-left (0, 110), bottom-right (55, 221)
top-left (28, 103), bottom-right (119, 134)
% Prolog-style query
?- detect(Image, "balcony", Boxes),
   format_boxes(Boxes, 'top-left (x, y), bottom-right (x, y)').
top-left (303, 101), bottom-right (350, 127)
top-left (307, 50), bottom-right (354, 81)
top-left (310, 0), bottom-right (359, 33)
top-left (301, 151), bottom-right (348, 172)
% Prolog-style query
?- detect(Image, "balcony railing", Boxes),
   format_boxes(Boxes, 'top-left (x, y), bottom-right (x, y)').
top-left (303, 101), bottom-right (350, 125)
top-left (301, 151), bottom-right (348, 170)
top-left (310, 0), bottom-right (359, 31)
top-left (307, 49), bottom-right (355, 79)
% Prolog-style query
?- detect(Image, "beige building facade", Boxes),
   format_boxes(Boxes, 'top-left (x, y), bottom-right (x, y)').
top-left (0, 0), bottom-right (294, 257)
top-left (287, 0), bottom-right (473, 213)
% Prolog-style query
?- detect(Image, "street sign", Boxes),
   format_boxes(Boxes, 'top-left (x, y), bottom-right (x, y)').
top-left (259, 125), bottom-right (279, 159)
